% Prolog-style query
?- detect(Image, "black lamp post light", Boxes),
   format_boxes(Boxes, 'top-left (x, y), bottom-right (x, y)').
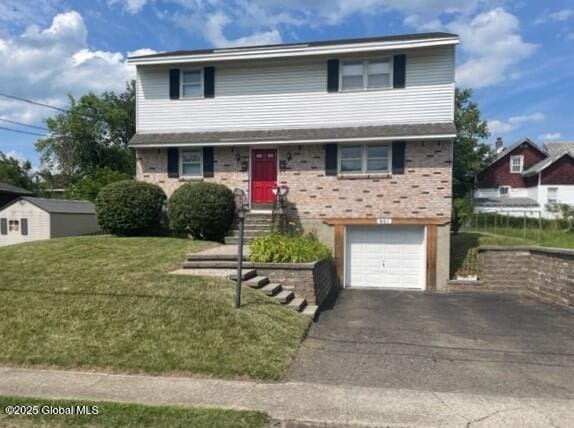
top-left (233, 189), bottom-right (247, 309)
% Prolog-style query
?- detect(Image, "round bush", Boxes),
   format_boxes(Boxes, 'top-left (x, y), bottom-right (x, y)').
top-left (168, 182), bottom-right (235, 241)
top-left (95, 180), bottom-right (166, 236)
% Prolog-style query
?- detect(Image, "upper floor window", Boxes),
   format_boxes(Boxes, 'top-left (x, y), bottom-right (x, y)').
top-left (181, 70), bottom-right (203, 98)
top-left (547, 187), bottom-right (558, 205)
top-left (340, 58), bottom-right (392, 91)
top-left (339, 143), bottom-right (391, 175)
top-left (510, 155), bottom-right (524, 173)
top-left (180, 148), bottom-right (203, 177)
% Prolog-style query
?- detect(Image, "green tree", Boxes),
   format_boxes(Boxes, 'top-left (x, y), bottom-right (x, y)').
top-left (453, 88), bottom-right (492, 199)
top-left (65, 167), bottom-right (131, 202)
top-left (36, 81), bottom-right (136, 184)
top-left (0, 151), bottom-right (36, 191)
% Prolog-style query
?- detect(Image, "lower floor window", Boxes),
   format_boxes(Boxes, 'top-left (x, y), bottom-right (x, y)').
top-left (339, 143), bottom-right (391, 174)
top-left (499, 186), bottom-right (510, 197)
top-left (9, 220), bottom-right (19, 232)
top-left (180, 148), bottom-right (203, 177)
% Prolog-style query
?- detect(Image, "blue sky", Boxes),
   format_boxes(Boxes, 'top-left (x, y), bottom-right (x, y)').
top-left (0, 0), bottom-right (573, 169)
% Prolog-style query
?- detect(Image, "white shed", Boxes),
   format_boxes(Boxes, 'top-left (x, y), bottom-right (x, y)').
top-left (0, 197), bottom-right (100, 247)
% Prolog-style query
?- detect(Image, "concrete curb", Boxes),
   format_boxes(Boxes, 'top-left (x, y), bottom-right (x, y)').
top-left (0, 367), bottom-right (572, 427)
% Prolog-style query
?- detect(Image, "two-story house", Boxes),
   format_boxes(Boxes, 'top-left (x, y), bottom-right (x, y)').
top-left (475, 138), bottom-right (574, 218)
top-left (128, 32), bottom-right (459, 292)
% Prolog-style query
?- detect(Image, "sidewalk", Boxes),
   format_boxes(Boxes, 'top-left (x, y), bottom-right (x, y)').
top-left (0, 367), bottom-right (572, 427)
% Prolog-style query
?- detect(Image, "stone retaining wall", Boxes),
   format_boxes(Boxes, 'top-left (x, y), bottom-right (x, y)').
top-left (478, 246), bottom-right (574, 310)
top-left (253, 260), bottom-right (338, 307)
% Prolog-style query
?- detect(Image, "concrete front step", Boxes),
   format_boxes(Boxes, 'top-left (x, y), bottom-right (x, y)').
top-left (286, 297), bottom-right (306, 312)
top-left (301, 304), bottom-right (319, 320)
top-left (183, 261), bottom-right (255, 269)
top-left (244, 276), bottom-right (270, 289)
top-left (260, 283), bottom-right (282, 296)
top-left (186, 254), bottom-right (247, 262)
top-left (228, 230), bottom-right (272, 238)
top-left (272, 290), bottom-right (294, 304)
top-left (225, 237), bottom-right (261, 245)
top-left (228, 269), bottom-right (257, 281)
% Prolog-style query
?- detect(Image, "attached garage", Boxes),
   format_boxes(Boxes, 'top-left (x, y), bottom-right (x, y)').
top-left (344, 225), bottom-right (427, 290)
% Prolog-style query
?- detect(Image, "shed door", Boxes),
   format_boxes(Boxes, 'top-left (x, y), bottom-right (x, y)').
top-left (345, 225), bottom-right (426, 289)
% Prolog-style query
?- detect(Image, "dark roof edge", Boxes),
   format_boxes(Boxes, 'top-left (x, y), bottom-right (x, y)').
top-left (129, 32), bottom-right (459, 60)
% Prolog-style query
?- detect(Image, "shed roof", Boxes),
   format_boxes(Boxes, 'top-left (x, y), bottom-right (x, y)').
top-left (0, 182), bottom-right (33, 195)
top-left (6, 197), bottom-right (96, 214)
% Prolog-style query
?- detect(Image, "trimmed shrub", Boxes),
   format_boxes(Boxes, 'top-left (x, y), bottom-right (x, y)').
top-left (95, 180), bottom-right (166, 236)
top-left (250, 234), bottom-right (332, 263)
top-left (168, 182), bottom-right (235, 242)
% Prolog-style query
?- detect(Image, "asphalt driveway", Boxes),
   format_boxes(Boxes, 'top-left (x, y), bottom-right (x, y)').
top-left (286, 290), bottom-right (574, 399)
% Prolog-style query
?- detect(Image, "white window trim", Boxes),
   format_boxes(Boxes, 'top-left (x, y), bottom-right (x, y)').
top-left (510, 155), bottom-right (524, 174)
top-left (337, 143), bottom-right (393, 175)
top-left (339, 57), bottom-right (394, 92)
top-left (179, 147), bottom-right (204, 178)
top-left (499, 186), bottom-right (511, 197)
top-left (180, 69), bottom-right (204, 99)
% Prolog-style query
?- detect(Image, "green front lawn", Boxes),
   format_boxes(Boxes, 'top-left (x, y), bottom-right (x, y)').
top-left (0, 396), bottom-right (267, 427)
top-left (450, 232), bottom-right (535, 277)
top-left (0, 236), bottom-right (310, 380)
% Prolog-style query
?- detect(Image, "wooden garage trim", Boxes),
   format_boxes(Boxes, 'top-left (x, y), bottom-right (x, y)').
top-left (323, 217), bottom-right (449, 226)
top-left (326, 218), bottom-right (444, 291)
top-left (426, 224), bottom-right (437, 292)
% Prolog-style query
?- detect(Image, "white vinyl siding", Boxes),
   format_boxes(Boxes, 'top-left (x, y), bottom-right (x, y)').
top-left (136, 46), bottom-right (455, 132)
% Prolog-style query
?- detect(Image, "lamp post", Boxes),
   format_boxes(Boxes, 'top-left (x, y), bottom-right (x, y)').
top-left (234, 189), bottom-right (246, 309)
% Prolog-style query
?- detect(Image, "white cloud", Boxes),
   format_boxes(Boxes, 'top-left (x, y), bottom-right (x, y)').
top-left (539, 132), bottom-right (562, 141)
top-left (488, 112), bottom-right (545, 134)
top-left (448, 8), bottom-right (537, 88)
top-left (108, 0), bottom-right (150, 14)
top-left (201, 12), bottom-right (282, 47)
top-left (0, 11), bottom-right (151, 125)
top-left (536, 9), bottom-right (574, 24)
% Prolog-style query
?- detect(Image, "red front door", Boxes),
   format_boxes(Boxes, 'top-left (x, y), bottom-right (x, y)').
top-left (251, 149), bottom-right (277, 205)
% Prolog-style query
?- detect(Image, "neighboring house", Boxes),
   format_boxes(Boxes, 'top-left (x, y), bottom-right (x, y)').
top-left (128, 32), bottom-right (459, 292)
top-left (474, 138), bottom-right (574, 218)
top-left (0, 182), bottom-right (33, 208)
top-left (0, 197), bottom-right (100, 247)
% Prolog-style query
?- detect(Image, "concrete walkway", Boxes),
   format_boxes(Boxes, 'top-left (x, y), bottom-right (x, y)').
top-left (1, 367), bottom-right (572, 427)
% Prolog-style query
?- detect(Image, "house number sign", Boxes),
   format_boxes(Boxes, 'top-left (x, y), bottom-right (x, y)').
top-left (376, 218), bottom-right (392, 224)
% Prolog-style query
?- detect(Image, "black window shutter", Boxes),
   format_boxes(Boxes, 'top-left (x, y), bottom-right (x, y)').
top-left (325, 144), bottom-right (338, 176)
top-left (204, 67), bottom-right (215, 98)
top-left (21, 218), bottom-right (28, 236)
top-left (203, 147), bottom-right (214, 177)
top-left (327, 59), bottom-right (340, 92)
top-left (167, 148), bottom-right (179, 178)
top-left (393, 55), bottom-right (406, 88)
top-left (392, 141), bottom-right (406, 174)
top-left (0, 218), bottom-right (6, 235)
top-left (169, 69), bottom-right (180, 99)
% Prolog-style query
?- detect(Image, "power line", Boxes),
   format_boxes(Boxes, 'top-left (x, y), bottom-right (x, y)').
top-left (0, 126), bottom-right (47, 137)
top-left (0, 93), bottom-right (68, 113)
top-left (0, 118), bottom-right (48, 131)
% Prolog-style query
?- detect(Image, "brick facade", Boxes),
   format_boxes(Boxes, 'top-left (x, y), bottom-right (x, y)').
top-left (136, 140), bottom-right (452, 220)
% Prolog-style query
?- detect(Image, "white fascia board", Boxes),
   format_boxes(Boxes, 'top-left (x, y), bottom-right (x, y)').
top-left (128, 38), bottom-right (459, 65)
top-left (129, 133), bottom-right (456, 148)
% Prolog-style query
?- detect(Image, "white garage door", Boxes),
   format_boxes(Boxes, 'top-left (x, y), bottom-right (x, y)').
top-left (345, 225), bottom-right (426, 290)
